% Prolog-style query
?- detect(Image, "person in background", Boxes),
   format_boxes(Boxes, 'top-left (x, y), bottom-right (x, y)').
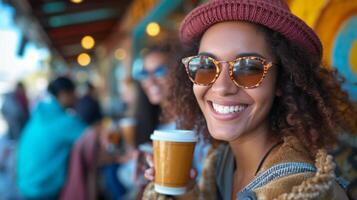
top-left (60, 95), bottom-right (103, 200)
top-left (84, 81), bottom-right (98, 100)
top-left (17, 76), bottom-right (87, 200)
top-left (138, 44), bottom-right (176, 130)
top-left (0, 137), bottom-right (22, 199)
top-left (62, 83), bottom-right (135, 200)
top-left (1, 81), bottom-right (29, 140)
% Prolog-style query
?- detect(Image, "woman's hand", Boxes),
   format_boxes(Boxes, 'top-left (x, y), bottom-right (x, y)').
top-left (144, 153), bottom-right (155, 181)
top-left (132, 150), bottom-right (150, 185)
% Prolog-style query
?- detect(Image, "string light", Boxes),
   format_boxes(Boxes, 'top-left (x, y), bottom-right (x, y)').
top-left (77, 53), bottom-right (91, 66)
top-left (70, 0), bottom-right (83, 4)
top-left (81, 35), bottom-right (95, 50)
top-left (146, 22), bottom-right (160, 37)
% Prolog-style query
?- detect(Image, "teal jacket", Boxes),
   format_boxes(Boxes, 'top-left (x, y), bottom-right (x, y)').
top-left (17, 97), bottom-right (87, 198)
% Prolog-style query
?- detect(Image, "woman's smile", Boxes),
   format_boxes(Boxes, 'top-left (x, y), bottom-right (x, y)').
top-left (208, 100), bottom-right (248, 121)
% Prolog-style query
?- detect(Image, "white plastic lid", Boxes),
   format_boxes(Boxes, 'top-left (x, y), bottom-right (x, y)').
top-left (150, 130), bottom-right (197, 142)
top-left (138, 143), bottom-right (153, 153)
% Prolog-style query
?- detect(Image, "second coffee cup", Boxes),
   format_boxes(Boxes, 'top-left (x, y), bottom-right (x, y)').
top-left (119, 118), bottom-right (137, 147)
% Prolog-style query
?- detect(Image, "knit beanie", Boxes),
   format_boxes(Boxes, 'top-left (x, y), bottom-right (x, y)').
top-left (179, 0), bottom-right (322, 59)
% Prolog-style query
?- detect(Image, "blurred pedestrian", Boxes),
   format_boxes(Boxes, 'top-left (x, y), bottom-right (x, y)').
top-left (60, 95), bottom-right (103, 200)
top-left (1, 81), bottom-right (29, 140)
top-left (17, 76), bottom-right (87, 200)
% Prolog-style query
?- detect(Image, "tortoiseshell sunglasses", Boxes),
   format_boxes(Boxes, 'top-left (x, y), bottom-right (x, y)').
top-left (182, 55), bottom-right (274, 89)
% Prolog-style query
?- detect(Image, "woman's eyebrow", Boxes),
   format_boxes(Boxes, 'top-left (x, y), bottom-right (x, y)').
top-left (198, 52), bottom-right (217, 59)
top-left (198, 52), bottom-right (266, 59)
top-left (236, 52), bottom-right (265, 58)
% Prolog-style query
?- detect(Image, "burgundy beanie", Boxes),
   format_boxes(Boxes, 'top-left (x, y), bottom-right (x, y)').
top-left (179, 0), bottom-right (323, 60)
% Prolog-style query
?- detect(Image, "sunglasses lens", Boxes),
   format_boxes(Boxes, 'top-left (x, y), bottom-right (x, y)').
top-left (138, 70), bottom-right (149, 80)
top-left (232, 59), bottom-right (265, 87)
top-left (187, 56), bottom-right (217, 85)
top-left (153, 65), bottom-right (167, 78)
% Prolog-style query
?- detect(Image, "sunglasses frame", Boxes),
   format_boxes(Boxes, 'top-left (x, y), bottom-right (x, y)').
top-left (182, 55), bottom-right (273, 89)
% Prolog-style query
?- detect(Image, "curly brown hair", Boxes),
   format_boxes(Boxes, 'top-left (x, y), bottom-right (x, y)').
top-left (167, 24), bottom-right (357, 155)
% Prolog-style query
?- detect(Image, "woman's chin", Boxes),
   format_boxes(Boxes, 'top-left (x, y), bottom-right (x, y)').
top-left (148, 96), bottom-right (162, 105)
top-left (210, 131), bottom-right (241, 142)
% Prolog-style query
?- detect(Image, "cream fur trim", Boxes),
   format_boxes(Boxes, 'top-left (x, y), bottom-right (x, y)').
top-left (273, 149), bottom-right (336, 200)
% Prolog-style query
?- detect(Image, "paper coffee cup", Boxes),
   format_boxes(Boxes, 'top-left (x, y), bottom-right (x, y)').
top-left (150, 130), bottom-right (197, 195)
top-left (108, 122), bottom-right (120, 145)
top-left (119, 118), bottom-right (137, 146)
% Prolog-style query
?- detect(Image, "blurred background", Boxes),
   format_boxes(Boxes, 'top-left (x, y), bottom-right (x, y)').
top-left (0, 0), bottom-right (356, 200)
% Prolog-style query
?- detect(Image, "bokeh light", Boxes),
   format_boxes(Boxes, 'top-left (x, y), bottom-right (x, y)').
top-left (70, 0), bottom-right (83, 4)
top-left (115, 48), bottom-right (127, 60)
top-left (81, 35), bottom-right (95, 50)
top-left (146, 22), bottom-right (160, 37)
top-left (77, 53), bottom-right (91, 66)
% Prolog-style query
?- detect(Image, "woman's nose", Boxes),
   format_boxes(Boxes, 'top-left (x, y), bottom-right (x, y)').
top-left (210, 63), bottom-right (239, 96)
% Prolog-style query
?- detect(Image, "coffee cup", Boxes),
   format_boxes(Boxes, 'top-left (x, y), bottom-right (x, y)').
top-left (119, 118), bottom-right (137, 147)
top-left (106, 121), bottom-right (125, 154)
top-left (150, 130), bottom-right (197, 195)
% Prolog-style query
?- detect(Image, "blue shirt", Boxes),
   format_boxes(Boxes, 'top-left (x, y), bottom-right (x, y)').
top-left (17, 97), bottom-right (87, 198)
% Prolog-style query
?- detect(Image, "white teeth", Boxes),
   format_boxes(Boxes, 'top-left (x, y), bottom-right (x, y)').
top-left (224, 107), bottom-right (229, 113)
top-left (212, 103), bottom-right (247, 114)
top-left (229, 107), bottom-right (234, 113)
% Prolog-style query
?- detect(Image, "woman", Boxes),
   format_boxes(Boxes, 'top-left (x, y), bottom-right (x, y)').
top-left (137, 44), bottom-right (176, 129)
top-left (144, 0), bottom-right (357, 199)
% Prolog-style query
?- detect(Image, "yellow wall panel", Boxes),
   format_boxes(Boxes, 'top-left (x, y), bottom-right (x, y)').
top-left (314, 0), bottom-right (357, 65)
top-left (288, 0), bottom-right (329, 28)
top-left (288, 0), bottom-right (357, 65)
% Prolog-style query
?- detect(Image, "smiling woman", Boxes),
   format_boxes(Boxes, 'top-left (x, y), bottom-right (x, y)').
top-left (143, 0), bottom-right (357, 200)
